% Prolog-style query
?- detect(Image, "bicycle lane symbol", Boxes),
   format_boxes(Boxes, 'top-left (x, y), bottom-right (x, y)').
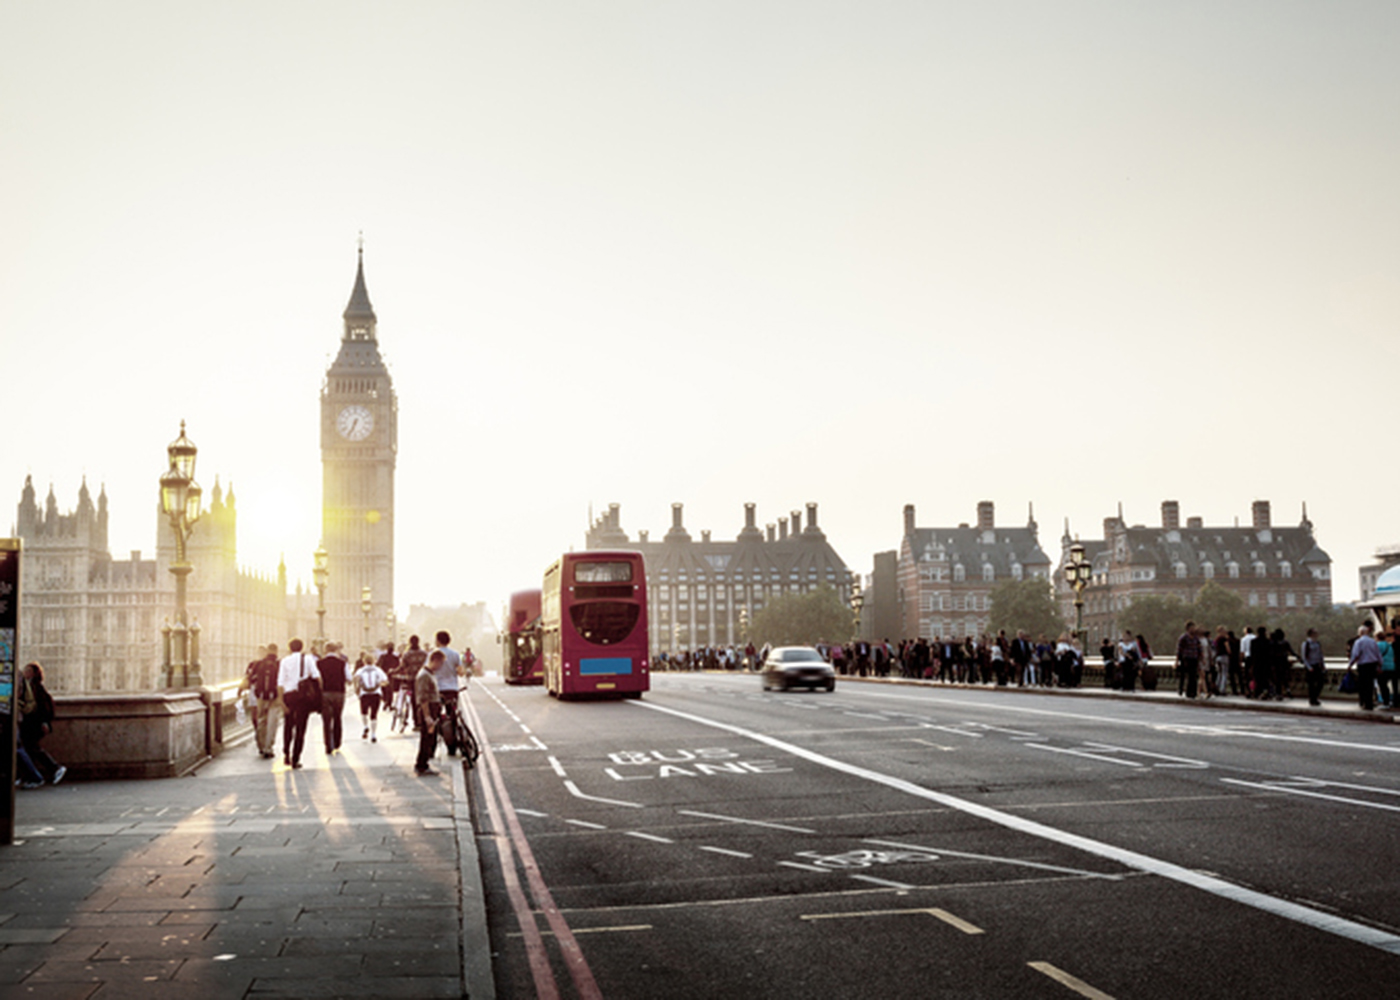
top-left (794, 849), bottom-right (941, 870)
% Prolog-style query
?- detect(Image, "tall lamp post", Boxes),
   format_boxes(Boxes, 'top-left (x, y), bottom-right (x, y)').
top-left (159, 421), bottom-right (203, 688)
top-left (850, 579), bottom-right (865, 642)
top-left (385, 608), bottom-right (396, 650)
top-left (1064, 541), bottom-right (1092, 656)
top-left (361, 585), bottom-right (373, 657)
top-left (312, 544), bottom-right (329, 655)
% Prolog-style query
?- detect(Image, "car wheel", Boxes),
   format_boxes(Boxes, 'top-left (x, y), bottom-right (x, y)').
top-left (824, 681), bottom-right (836, 692)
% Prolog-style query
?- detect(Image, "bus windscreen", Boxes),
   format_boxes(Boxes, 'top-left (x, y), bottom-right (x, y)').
top-left (569, 602), bottom-right (640, 645)
top-left (574, 561), bottom-right (633, 583)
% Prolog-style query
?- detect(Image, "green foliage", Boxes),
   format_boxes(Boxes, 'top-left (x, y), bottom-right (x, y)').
top-left (1118, 582), bottom-right (1359, 659)
top-left (750, 586), bottom-right (854, 647)
top-left (1191, 582), bottom-right (1248, 633)
top-left (987, 578), bottom-right (1067, 640)
top-left (1118, 594), bottom-right (1191, 654)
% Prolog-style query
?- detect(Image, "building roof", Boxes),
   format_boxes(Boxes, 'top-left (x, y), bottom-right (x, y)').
top-left (342, 247), bottom-right (376, 322)
top-left (906, 526), bottom-right (1051, 575)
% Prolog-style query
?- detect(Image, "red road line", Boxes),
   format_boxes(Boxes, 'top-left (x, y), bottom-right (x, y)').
top-left (467, 704), bottom-right (560, 1000)
top-left (468, 693), bottom-right (604, 1000)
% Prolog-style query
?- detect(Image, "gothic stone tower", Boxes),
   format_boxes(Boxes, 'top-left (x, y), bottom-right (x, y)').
top-left (321, 248), bottom-right (397, 650)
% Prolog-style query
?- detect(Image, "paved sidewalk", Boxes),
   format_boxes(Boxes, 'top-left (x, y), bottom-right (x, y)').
top-left (1, 712), bottom-right (491, 1000)
top-left (838, 672), bottom-right (1400, 723)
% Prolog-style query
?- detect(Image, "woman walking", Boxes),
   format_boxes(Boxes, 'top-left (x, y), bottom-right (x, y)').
top-left (19, 662), bottom-right (66, 786)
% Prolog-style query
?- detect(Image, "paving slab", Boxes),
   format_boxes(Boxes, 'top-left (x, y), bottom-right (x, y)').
top-left (3, 718), bottom-right (492, 999)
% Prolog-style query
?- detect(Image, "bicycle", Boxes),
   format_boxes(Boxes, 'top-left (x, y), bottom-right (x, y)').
top-left (389, 682), bottom-right (413, 734)
top-left (437, 690), bottom-right (480, 769)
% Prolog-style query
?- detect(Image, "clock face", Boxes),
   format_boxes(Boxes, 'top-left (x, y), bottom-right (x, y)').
top-left (336, 405), bottom-right (374, 441)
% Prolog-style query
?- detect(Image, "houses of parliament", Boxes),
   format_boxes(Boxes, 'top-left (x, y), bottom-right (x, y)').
top-left (12, 252), bottom-right (398, 693)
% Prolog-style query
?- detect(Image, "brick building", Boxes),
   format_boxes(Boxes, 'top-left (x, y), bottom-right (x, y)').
top-left (1055, 500), bottom-right (1332, 640)
top-left (896, 501), bottom-right (1053, 641)
top-left (584, 502), bottom-right (853, 654)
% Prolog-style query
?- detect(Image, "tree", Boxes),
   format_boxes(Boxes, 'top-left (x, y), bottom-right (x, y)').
top-left (750, 586), bottom-right (854, 647)
top-left (987, 578), bottom-right (1066, 640)
top-left (1118, 594), bottom-right (1190, 656)
top-left (1191, 582), bottom-right (1247, 633)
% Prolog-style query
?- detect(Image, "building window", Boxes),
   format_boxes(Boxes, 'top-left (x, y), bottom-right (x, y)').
top-left (953, 564), bottom-right (965, 582)
top-left (1254, 561), bottom-right (1267, 578)
top-left (1202, 562), bottom-right (1214, 579)
top-left (982, 564), bottom-right (994, 582)
top-left (1175, 563), bottom-right (1187, 579)
top-left (1228, 562), bottom-right (1240, 579)
top-left (1280, 561), bottom-right (1292, 578)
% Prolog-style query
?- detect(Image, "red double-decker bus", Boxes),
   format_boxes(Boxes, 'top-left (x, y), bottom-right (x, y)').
top-left (541, 551), bottom-right (649, 699)
top-left (504, 589), bottom-right (543, 686)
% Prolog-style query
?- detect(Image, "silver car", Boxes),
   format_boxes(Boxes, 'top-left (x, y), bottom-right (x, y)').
top-left (761, 646), bottom-right (836, 692)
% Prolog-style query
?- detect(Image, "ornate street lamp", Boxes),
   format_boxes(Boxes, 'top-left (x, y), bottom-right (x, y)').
top-left (312, 544), bottom-right (329, 654)
top-left (361, 585), bottom-right (373, 656)
top-left (850, 578), bottom-right (865, 641)
top-left (159, 421), bottom-right (203, 688)
top-left (1064, 541), bottom-right (1092, 655)
top-left (385, 607), bottom-right (396, 650)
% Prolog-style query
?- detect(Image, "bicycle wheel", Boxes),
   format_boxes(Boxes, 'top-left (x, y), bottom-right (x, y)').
top-left (460, 724), bottom-right (480, 768)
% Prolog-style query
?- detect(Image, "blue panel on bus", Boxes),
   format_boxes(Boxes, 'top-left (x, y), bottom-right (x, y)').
top-left (580, 657), bottom-right (632, 676)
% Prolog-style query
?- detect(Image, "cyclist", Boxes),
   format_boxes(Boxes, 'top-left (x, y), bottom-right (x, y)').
top-left (395, 635), bottom-right (427, 731)
top-left (432, 631), bottom-right (467, 755)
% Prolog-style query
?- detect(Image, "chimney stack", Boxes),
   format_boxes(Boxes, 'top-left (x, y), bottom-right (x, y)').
top-left (791, 509), bottom-right (802, 534)
top-left (903, 504), bottom-right (916, 537)
top-left (1186, 517), bottom-right (1203, 529)
top-left (806, 502), bottom-right (819, 531)
top-left (701, 530), bottom-right (711, 543)
top-left (745, 503), bottom-right (757, 529)
top-left (672, 503), bottom-right (684, 529)
top-left (1252, 500), bottom-right (1271, 529)
top-left (1161, 500), bottom-right (1180, 530)
top-left (778, 518), bottom-right (789, 540)
top-left (977, 501), bottom-right (995, 530)
top-left (766, 524), bottom-right (776, 543)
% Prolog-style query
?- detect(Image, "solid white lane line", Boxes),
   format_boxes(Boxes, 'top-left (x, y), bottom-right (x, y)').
top-left (1028, 961), bottom-right (1115, 999)
top-left (530, 735), bottom-right (549, 750)
top-left (778, 861), bottom-right (830, 872)
top-left (1081, 742), bottom-right (1208, 767)
top-left (849, 874), bottom-right (916, 890)
top-left (861, 840), bottom-right (1121, 880)
top-left (625, 831), bottom-right (674, 844)
top-left (566, 819), bottom-right (608, 830)
top-left (699, 846), bottom-right (754, 859)
top-left (634, 699), bottom-right (1400, 957)
top-left (564, 780), bottom-right (644, 809)
top-left (514, 808), bottom-right (549, 817)
top-left (1025, 744), bottom-right (1143, 767)
top-left (548, 756), bottom-right (567, 777)
top-left (918, 724), bottom-right (984, 738)
top-left (1284, 776), bottom-right (1400, 797)
top-left (1220, 778), bottom-right (1400, 814)
top-left (800, 907), bottom-right (984, 934)
top-left (677, 809), bottom-right (817, 834)
top-left (850, 690), bottom-right (1400, 753)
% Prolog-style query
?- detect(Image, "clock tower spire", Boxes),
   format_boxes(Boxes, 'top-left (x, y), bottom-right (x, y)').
top-left (321, 243), bottom-right (397, 651)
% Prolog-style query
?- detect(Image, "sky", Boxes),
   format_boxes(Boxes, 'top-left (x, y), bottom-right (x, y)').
top-left (3, 1), bottom-right (1397, 619)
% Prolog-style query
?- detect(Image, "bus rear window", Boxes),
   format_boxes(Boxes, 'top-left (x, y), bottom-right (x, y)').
top-left (570, 602), bottom-right (641, 645)
top-left (575, 561), bottom-right (633, 584)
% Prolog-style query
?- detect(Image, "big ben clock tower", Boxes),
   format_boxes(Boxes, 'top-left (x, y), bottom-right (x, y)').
top-left (321, 246), bottom-right (396, 649)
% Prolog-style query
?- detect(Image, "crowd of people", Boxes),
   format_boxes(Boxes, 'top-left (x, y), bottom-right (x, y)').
top-left (240, 630), bottom-right (476, 777)
top-left (652, 617), bottom-right (1398, 712)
